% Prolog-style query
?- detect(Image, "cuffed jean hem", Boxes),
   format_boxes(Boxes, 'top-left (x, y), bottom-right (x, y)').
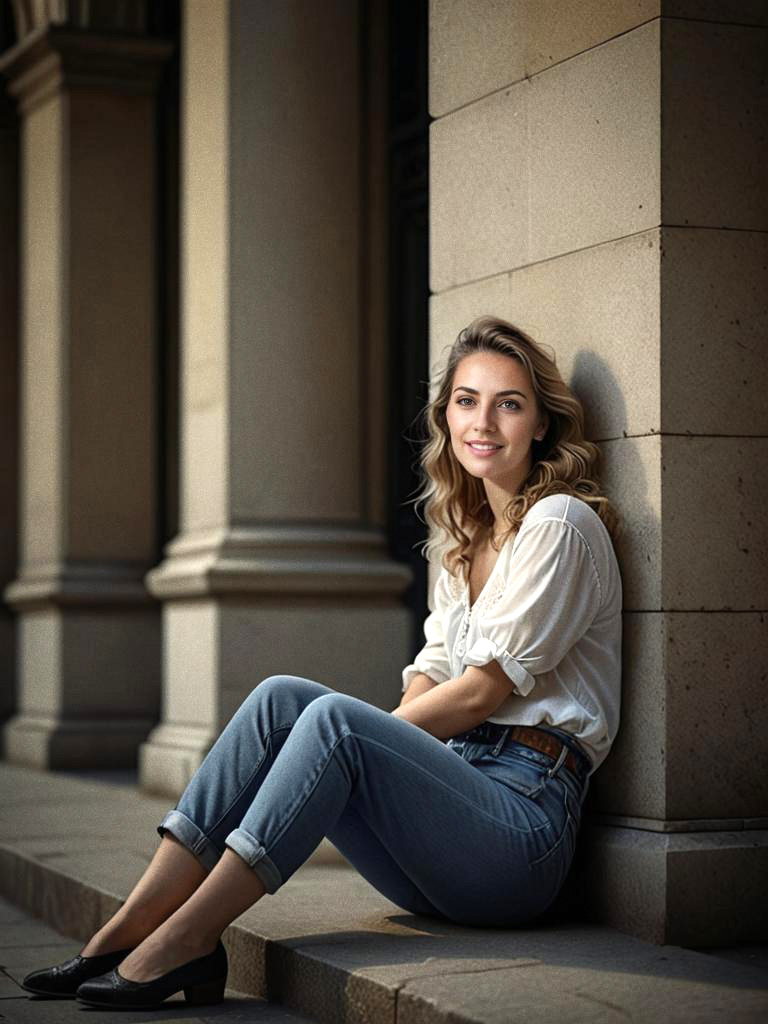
top-left (224, 827), bottom-right (284, 895)
top-left (157, 809), bottom-right (221, 874)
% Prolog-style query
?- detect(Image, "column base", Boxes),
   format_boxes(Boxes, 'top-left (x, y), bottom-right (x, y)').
top-left (556, 822), bottom-right (768, 946)
top-left (139, 722), bottom-right (218, 798)
top-left (138, 596), bottom-right (413, 797)
top-left (3, 566), bottom-right (161, 771)
top-left (2, 713), bottom-right (156, 770)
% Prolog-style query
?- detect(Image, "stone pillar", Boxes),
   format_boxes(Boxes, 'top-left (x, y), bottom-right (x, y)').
top-left (0, 23), bottom-right (172, 768)
top-left (140, 0), bottom-right (410, 796)
top-left (0, 88), bottom-right (18, 731)
top-left (428, 1), bottom-right (767, 945)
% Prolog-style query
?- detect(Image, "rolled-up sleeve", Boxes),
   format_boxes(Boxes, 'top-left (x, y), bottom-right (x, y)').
top-left (462, 519), bottom-right (602, 697)
top-left (401, 568), bottom-right (453, 693)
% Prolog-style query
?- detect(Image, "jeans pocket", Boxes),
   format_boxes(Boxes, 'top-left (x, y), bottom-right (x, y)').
top-left (527, 777), bottom-right (576, 873)
top-left (493, 757), bottom-right (549, 799)
top-left (485, 746), bottom-right (552, 797)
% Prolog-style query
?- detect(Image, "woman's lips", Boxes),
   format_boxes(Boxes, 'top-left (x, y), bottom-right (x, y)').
top-left (465, 442), bottom-right (503, 457)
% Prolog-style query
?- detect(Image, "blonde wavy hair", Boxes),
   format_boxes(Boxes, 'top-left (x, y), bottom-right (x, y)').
top-left (409, 314), bottom-right (623, 581)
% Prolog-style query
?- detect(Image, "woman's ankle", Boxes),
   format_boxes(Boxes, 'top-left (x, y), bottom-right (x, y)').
top-left (80, 912), bottom-right (156, 957)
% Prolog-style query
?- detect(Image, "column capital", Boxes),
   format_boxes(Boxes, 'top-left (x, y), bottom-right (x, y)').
top-left (0, 23), bottom-right (173, 113)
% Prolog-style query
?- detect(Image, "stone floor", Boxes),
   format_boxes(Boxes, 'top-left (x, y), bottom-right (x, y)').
top-left (1, 762), bottom-right (767, 1023)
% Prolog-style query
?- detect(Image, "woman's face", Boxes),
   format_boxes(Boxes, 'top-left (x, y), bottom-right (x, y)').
top-left (444, 350), bottom-right (548, 494)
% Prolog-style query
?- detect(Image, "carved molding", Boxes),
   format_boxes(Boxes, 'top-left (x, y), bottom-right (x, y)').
top-left (145, 524), bottom-right (414, 601)
top-left (4, 560), bottom-right (157, 610)
top-left (2, 525), bottom-right (415, 606)
top-left (0, 23), bottom-right (172, 112)
top-left (10, 0), bottom-right (149, 40)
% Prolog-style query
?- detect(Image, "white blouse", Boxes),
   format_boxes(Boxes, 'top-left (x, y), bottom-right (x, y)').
top-left (401, 493), bottom-right (623, 775)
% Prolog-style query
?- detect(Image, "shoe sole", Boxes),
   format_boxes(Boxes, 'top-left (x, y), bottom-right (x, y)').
top-left (76, 994), bottom-right (225, 1010)
top-left (21, 984), bottom-right (76, 999)
top-left (77, 996), bottom-right (172, 1009)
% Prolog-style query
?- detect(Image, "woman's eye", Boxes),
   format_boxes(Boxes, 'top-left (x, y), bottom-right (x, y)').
top-left (455, 397), bottom-right (519, 410)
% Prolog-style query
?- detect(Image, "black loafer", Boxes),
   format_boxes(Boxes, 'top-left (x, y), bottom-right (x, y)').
top-left (21, 947), bottom-right (135, 998)
top-left (75, 938), bottom-right (228, 1009)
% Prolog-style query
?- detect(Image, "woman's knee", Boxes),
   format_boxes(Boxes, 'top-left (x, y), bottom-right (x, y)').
top-left (250, 673), bottom-right (309, 698)
top-left (296, 691), bottom-right (373, 730)
top-left (254, 673), bottom-right (295, 695)
top-left (244, 674), bottom-right (336, 711)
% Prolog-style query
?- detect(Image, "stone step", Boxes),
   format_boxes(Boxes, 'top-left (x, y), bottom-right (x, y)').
top-left (1, 762), bottom-right (767, 1024)
top-left (0, 894), bottom-right (320, 1023)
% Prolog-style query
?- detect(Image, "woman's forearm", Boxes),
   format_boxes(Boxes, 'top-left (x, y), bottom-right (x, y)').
top-left (398, 672), bottom-right (438, 705)
top-left (391, 674), bottom-right (489, 740)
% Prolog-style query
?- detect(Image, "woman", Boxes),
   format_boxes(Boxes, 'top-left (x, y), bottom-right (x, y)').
top-left (22, 314), bottom-right (623, 1010)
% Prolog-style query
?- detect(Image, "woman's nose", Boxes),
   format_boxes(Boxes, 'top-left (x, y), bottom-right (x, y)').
top-left (473, 404), bottom-right (496, 429)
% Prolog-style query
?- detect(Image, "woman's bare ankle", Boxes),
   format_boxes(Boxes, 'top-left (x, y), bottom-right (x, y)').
top-left (80, 911), bottom-right (157, 958)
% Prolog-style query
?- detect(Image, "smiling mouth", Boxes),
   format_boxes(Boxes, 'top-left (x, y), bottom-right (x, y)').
top-left (466, 442), bottom-right (502, 451)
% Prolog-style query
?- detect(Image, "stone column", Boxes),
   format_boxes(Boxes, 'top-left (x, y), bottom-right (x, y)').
top-left (140, 0), bottom-right (410, 796)
top-left (428, 1), bottom-right (767, 945)
top-left (0, 22), bottom-right (171, 768)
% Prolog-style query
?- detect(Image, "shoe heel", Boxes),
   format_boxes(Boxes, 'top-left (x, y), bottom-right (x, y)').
top-left (183, 977), bottom-right (226, 1006)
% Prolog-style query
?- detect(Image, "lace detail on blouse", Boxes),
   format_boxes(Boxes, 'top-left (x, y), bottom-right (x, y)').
top-left (444, 546), bottom-right (513, 615)
top-left (445, 569), bottom-right (465, 604)
top-left (473, 570), bottom-right (508, 614)
top-left (442, 536), bottom-right (514, 614)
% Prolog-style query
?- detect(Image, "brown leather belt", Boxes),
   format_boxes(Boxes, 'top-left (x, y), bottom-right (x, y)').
top-left (507, 725), bottom-right (588, 777)
top-left (457, 721), bottom-right (590, 778)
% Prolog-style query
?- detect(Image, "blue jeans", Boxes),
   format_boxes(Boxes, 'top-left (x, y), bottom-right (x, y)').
top-left (157, 675), bottom-right (591, 928)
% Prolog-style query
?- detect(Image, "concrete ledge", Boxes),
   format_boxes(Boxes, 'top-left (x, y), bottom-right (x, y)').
top-left (1, 763), bottom-right (767, 1024)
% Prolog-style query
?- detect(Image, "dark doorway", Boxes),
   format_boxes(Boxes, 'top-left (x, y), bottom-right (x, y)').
top-left (386, 0), bottom-right (431, 654)
top-left (0, 0), bottom-right (19, 731)
top-left (155, 2), bottom-right (181, 555)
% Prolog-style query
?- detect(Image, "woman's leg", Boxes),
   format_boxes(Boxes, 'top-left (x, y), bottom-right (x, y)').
top-left (325, 801), bottom-right (443, 918)
top-left (217, 690), bottom-right (567, 927)
top-left (115, 848), bottom-right (268, 981)
top-left (128, 683), bottom-right (569, 982)
top-left (113, 675), bottom-right (337, 980)
top-left (115, 677), bottom-right (572, 981)
top-left (82, 675), bottom-right (335, 961)
top-left (80, 834), bottom-right (207, 956)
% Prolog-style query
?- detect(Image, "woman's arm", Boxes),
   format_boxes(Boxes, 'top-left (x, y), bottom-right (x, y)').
top-left (391, 671), bottom-right (493, 740)
top-left (398, 672), bottom-right (438, 706)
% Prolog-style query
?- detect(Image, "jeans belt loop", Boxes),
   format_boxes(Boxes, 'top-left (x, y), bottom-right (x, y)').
top-left (546, 742), bottom-right (569, 779)
top-left (491, 726), bottom-right (511, 757)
